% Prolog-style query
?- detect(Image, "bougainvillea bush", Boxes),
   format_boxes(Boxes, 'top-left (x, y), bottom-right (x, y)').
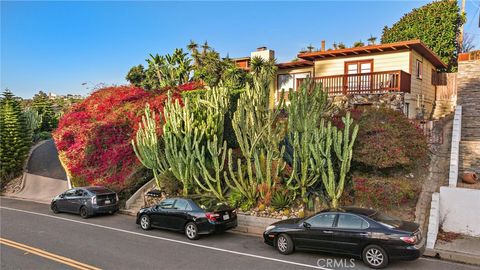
top-left (53, 85), bottom-right (196, 191)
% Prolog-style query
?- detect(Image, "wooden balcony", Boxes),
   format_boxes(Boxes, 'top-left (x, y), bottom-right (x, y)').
top-left (297, 70), bottom-right (411, 95)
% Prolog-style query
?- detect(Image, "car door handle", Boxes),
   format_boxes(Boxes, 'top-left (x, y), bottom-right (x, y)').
top-left (323, 230), bottom-right (334, 233)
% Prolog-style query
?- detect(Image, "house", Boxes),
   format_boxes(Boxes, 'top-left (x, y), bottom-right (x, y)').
top-left (233, 40), bottom-right (448, 119)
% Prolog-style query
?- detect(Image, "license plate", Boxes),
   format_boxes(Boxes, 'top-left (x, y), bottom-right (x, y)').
top-left (105, 200), bottom-right (111, 204)
top-left (223, 214), bottom-right (229, 220)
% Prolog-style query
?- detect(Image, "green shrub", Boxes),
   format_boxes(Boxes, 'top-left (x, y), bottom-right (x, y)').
top-left (353, 107), bottom-right (428, 170)
top-left (228, 189), bottom-right (245, 208)
top-left (353, 177), bottom-right (419, 209)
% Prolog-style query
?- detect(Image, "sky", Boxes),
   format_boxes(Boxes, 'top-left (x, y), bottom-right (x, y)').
top-left (1, 1), bottom-right (480, 99)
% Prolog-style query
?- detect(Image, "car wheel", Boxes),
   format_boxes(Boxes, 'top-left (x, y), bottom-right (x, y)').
top-left (51, 203), bottom-right (59, 214)
top-left (79, 206), bottom-right (89, 219)
top-left (140, 215), bottom-right (151, 230)
top-left (276, 233), bottom-right (294, 255)
top-left (362, 244), bottom-right (389, 269)
top-left (185, 222), bottom-right (199, 240)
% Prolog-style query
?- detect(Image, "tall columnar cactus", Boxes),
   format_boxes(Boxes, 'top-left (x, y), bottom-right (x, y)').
top-left (193, 135), bottom-right (228, 201)
top-left (163, 94), bottom-right (204, 196)
top-left (285, 78), bottom-right (331, 203)
top-left (132, 104), bottom-right (168, 188)
top-left (225, 64), bottom-right (285, 205)
top-left (313, 113), bottom-right (359, 209)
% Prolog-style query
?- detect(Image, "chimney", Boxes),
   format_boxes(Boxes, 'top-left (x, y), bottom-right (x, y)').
top-left (321, 40), bottom-right (326, 52)
top-left (251, 47), bottom-right (275, 61)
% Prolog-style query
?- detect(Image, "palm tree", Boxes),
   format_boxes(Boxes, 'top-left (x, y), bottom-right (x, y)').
top-left (201, 41), bottom-right (210, 57)
top-left (187, 40), bottom-right (200, 67)
top-left (307, 44), bottom-right (315, 52)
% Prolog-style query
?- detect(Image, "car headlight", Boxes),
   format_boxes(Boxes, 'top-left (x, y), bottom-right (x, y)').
top-left (265, 225), bottom-right (276, 232)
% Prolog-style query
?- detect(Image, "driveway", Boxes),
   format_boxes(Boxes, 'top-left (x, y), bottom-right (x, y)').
top-left (26, 139), bottom-right (67, 180)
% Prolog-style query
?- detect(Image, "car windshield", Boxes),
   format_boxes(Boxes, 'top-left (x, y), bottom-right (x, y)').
top-left (191, 197), bottom-right (231, 212)
top-left (370, 212), bottom-right (403, 229)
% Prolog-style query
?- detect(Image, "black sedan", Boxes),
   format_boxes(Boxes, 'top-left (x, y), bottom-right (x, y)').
top-left (136, 196), bottom-right (237, 240)
top-left (263, 207), bottom-right (424, 269)
top-left (51, 186), bottom-right (119, 218)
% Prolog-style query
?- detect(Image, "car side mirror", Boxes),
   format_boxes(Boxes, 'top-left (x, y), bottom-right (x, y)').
top-left (302, 222), bottom-right (311, 229)
top-left (59, 194), bottom-right (65, 198)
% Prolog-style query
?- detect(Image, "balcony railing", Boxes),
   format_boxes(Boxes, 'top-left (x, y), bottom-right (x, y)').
top-left (297, 70), bottom-right (411, 95)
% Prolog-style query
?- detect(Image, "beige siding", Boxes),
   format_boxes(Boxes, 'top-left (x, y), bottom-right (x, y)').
top-left (405, 50), bottom-right (437, 118)
top-left (273, 67), bottom-right (314, 106)
top-left (313, 50), bottom-right (410, 76)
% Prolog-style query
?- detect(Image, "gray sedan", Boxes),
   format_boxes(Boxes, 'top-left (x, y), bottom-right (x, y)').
top-left (51, 186), bottom-right (119, 218)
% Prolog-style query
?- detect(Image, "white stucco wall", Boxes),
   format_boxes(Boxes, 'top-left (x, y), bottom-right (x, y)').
top-left (439, 186), bottom-right (480, 237)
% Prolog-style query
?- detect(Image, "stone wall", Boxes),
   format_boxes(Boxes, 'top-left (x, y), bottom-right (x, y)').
top-left (460, 141), bottom-right (480, 175)
top-left (332, 92), bottom-right (404, 112)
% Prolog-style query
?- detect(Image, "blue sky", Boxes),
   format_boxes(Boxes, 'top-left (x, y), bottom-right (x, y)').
top-left (1, 1), bottom-right (479, 98)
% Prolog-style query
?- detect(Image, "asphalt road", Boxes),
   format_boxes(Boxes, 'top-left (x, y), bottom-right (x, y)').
top-left (26, 139), bottom-right (67, 180)
top-left (1, 197), bottom-right (478, 270)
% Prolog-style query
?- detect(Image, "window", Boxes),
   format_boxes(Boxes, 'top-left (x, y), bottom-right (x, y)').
top-left (404, 102), bottom-right (410, 117)
top-left (173, 199), bottom-right (191, 210)
top-left (276, 72), bottom-right (311, 104)
top-left (337, 214), bottom-right (369, 229)
top-left (307, 213), bottom-right (337, 228)
top-left (159, 199), bottom-right (175, 209)
top-left (64, 189), bottom-right (76, 198)
top-left (75, 189), bottom-right (85, 197)
top-left (415, 59), bottom-right (423, 79)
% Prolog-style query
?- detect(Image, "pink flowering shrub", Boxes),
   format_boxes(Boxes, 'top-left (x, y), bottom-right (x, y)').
top-left (53, 84), bottom-right (200, 191)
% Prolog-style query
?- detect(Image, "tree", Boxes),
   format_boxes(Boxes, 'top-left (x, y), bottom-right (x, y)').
top-left (461, 33), bottom-right (476, 53)
top-left (126, 65), bottom-right (146, 87)
top-left (367, 35), bottom-right (377, 45)
top-left (31, 91), bottom-right (57, 131)
top-left (381, 0), bottom-right (464, 70)
top-left (0, 90), bottom-right (30, 182)
top-left (307, 44), bottom-right (315, 52)
top-left (353, 41), bottom-right (365, 47)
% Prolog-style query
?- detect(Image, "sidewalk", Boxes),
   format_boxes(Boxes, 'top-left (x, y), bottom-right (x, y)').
top-left (425, 235), bottom-right (480, 266)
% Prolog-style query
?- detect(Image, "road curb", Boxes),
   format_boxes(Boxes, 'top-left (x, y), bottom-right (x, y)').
top-left (117, 209), bottom-right (270, 236)
top-left (423, 248), bottom-right (480, 266)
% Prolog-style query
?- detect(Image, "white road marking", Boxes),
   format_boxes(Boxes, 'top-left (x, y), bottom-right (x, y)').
top-left (1, 206), bottom-right (332, 270)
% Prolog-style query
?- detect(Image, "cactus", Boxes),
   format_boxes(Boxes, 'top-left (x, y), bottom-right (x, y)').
top-left (163, 87), bottom-right (230, 197)
top-left (193, 135), bottom-right (228, 201)
top-left (225, 65), bottom-right (285, 206)
top-left (313, 113), bottom-right (358, 209)
top-left (285, 78), bottom-right (331, 203)
top-left (163, 94), bottom-right (204, 196)
top-left (131, 104), bottom-right (168, 188)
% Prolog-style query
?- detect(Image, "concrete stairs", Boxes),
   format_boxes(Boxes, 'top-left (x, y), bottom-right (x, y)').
top-left (457, 58), bottom-right (480, 176)
top-left (122, 195), bottom-right (145, 215)
top-left (432, 100), bottom-right (455, 120)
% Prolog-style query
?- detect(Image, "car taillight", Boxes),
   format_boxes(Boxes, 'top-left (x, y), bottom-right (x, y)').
top-left (205, 212), bottom-right (220, 222)
top-left (91, 196), bottom-right (97, 205)
top-left (400, 235), bottom-right (417, 244)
